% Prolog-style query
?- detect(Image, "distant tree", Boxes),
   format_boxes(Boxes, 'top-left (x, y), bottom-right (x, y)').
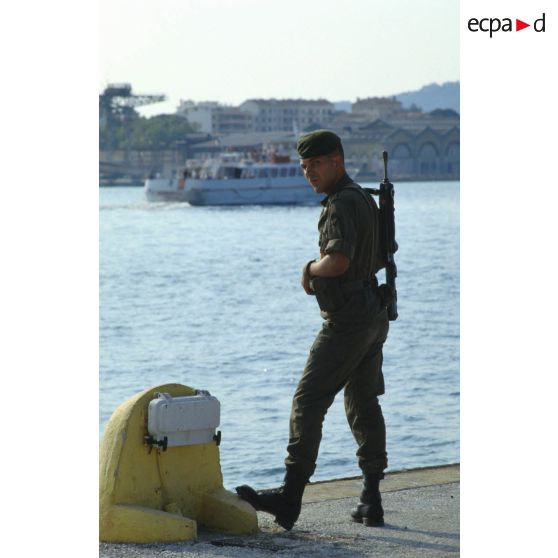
top-left (100, 114), bottom-right (197, 150)
top-left (130, 115), bottom-right (197, 149)
top-left (403, 103), bottom-right (422, 113)
top-left (429, 108), bottom-right (459, 118)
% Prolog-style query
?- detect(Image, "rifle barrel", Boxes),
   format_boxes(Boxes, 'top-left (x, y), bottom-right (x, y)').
top-left (383, 151), bottom-right (389, 183)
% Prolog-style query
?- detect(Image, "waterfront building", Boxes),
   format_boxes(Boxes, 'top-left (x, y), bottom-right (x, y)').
top-left (100, 89), bottom-right (459, 183)
top-left (239, 99), bottom-right (335, 133)
top-left (352, 96), bottom-right (405, 120)
top-left (176, 101), bottom-right (253, 134)
top-left (343, 119), bottom-right (460, 181)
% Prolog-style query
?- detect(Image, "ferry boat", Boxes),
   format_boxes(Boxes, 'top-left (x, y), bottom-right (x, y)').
top-left (144, 152), bottom-right (318, 205)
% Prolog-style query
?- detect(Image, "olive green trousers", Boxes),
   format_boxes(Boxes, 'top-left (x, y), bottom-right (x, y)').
top-left (285, 308), bottom-right (389, 479)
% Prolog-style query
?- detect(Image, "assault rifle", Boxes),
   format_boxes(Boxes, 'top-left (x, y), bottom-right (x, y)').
top-left (364, 151), bottom-right (399, 321)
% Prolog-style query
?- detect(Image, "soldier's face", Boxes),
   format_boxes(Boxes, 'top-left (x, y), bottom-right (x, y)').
top-left (300, 155), bottom-right (340, 194)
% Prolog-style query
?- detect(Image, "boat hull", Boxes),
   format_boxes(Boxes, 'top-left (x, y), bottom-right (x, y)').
top-left (145, 177), bottom-right (320, 206)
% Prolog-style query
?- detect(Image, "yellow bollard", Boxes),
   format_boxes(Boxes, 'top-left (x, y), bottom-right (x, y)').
top-left (99, 383), bottom-right (258, 543)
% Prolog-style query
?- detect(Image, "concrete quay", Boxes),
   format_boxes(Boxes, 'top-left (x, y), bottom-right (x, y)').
top-left (100, 463), bottom-right (460, 558)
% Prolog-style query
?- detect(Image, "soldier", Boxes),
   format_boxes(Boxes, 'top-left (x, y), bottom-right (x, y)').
top-left (236, 130), bottom-right (390, 530)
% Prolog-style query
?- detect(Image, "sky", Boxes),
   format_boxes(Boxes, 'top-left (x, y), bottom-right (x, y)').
top-left (99, 0), bottom-right (459, 116)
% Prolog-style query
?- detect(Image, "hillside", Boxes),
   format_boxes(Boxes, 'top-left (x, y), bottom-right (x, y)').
top-left (395, 81), bottom-right (460, 113)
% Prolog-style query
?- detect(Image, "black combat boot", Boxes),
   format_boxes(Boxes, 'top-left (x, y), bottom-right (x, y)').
top-left (235, 470), bottom-right (308, 531)
top-left (350, 473), bottom-right (385, 526)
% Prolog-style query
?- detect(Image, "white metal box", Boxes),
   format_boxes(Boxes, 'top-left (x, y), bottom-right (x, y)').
top-left (146, 391), bottom-right (220, 448)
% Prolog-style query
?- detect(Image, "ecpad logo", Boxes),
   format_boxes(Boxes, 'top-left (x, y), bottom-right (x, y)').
top-left (468, 13), bottom-right (546, 37)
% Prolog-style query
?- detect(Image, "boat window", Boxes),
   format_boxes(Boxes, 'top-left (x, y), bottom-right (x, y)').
top-left (259, 168), bottom-right (269, 178)
top-left (297, 167), bottom-right (304, 176)
top-left (279, 167), bottom-right (288, 177)
top-left (221, 167), bottom-right (241, 179)
top-left (270, 168), bottom-right (278, 178)
top-left (241, 168), bottom-right (256, 179)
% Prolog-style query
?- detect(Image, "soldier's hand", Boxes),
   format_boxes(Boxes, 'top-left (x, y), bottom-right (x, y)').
top-left (301, 260), bottom-right (315, 295)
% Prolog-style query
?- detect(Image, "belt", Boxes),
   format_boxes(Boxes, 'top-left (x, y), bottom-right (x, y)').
top-left (341, 277), bottom-right (377, 295)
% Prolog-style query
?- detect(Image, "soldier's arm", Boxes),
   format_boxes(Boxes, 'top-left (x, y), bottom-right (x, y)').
top-left (301, 252), bottom-right (349, 295)
top-left (308, 253), bottom-right (349, 278)
top-left (314, 195), bottom-right (355, 277)
top-left (301, 196), bottom-right (353, 293)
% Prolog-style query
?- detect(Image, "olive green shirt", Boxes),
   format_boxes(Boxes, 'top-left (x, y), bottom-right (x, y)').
top-left (318, 173), bottom-right (380, 285)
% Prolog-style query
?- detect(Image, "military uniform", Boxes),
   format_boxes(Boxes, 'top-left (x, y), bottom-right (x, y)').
top-left (285, 172), bottom-right (389, 479)
top-left (236, 130), bottom-right (390, 530)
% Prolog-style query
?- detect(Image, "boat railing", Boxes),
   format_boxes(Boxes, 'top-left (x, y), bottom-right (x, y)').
top-left (181, 155), bottom-right (306, 180)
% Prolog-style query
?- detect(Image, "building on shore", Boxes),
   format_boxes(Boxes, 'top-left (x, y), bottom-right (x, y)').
top-left (176, 101), bottom-right (253, 134)
top-left (100, 91), bottom-right (459, 184)
top-left (238, 98), bottom-right (335, 133)
top-left (352, 96), bottom-right (405, 120)
top-left (176, 98), bottom-right (336, 135)
top-left (341, 119), bottom-right (460, 181)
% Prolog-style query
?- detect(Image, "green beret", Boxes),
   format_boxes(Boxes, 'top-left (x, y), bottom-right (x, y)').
top-left (296, 129), bottom-right (344, 159)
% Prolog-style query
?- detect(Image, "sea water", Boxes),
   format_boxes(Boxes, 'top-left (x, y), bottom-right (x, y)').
top-left (100, 181), bottom-right (459, 490)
